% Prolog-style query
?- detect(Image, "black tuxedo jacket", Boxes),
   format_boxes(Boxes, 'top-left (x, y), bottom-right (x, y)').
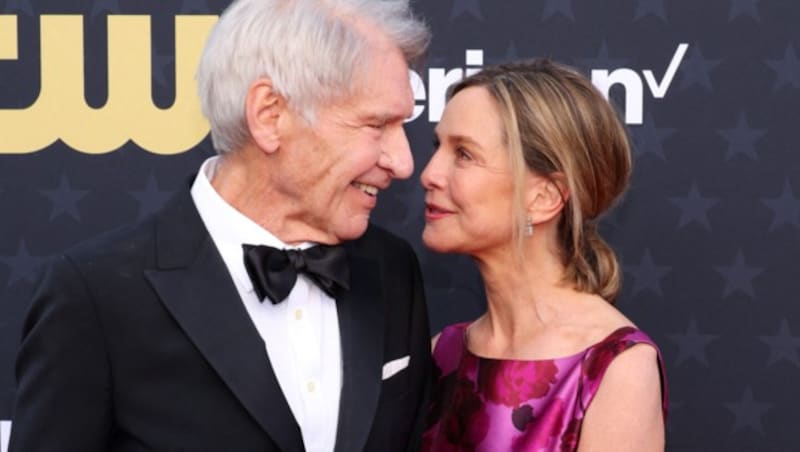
top-left (10, 189), bottom-right (431, 452)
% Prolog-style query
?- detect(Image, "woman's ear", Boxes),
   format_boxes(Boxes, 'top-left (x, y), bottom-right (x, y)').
top-left (526, 172), bottom-right (570, 224)
top-left (245, 78), bottom-right (284, 153)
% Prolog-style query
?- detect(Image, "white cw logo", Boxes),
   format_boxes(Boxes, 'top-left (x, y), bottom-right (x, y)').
top-left (0, 14), bottom-right (687, 155)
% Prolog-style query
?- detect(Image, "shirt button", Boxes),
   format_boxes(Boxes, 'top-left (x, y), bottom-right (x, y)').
top-left (294, 309), bottom-right (303, 320)
top-left (307, 381), bottom-right (316, 393)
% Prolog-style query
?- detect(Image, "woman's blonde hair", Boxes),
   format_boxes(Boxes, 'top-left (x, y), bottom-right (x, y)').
top-left (448, 59), bottom-right (632, 302)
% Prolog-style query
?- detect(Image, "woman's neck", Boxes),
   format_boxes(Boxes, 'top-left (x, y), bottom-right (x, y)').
top-left (470, 239), bottom-right (575, 356)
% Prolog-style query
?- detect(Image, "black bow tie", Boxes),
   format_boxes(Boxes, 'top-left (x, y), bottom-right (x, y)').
top-left (242, 244), bottom-right (350, 304)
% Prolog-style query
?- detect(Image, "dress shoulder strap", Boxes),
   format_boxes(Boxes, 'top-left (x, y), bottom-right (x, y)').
top-left (578, 327), bottom-right (669, 420)
top-left (431, 322), bottom-right (470, 376)
top-left (433, 322), bottom-right (469, 356)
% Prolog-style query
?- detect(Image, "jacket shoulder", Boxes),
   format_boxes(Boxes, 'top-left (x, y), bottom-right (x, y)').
top-left (61, 188), bottom-right (197, 272)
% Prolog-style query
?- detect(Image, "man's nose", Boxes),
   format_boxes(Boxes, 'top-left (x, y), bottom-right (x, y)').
top-left (379, 126), bottom-right (414, 179)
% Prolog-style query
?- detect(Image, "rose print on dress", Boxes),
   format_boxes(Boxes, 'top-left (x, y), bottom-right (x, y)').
top-left (582, 327), bottom-right (635, 381)
top-left (560, 417), bottom-right (582, 452)
top-left (422, 324), bottom-right (667, 452)
top-left (440, 377), bottom-right (490, 450)
top-left (512, 397), bottom-right (565, 451)
top-left (478, 359), bottom-right (558, 407)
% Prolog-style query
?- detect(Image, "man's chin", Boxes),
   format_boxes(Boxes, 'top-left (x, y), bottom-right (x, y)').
top-left (331, 217), bottom-right (370, 243)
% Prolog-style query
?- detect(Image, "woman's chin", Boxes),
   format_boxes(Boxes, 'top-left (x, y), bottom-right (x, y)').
top-left (422, 233), bottom-right (456, 254)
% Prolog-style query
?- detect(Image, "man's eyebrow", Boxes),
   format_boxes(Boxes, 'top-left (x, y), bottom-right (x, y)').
top-left (363, 111), bottom-right (409, 123)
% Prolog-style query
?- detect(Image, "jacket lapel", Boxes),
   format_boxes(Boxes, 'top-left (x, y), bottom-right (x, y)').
top-left (334, 248), bottom-right (385, 452)
top-left (143, 191), bottom-right (305, 452)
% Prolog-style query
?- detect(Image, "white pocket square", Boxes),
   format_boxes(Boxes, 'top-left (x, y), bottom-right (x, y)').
top-left (381, 355), bottom-right (410, 380)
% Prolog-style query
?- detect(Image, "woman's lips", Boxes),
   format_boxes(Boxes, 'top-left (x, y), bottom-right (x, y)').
top-left (425, 203), bottom-right (453, 221)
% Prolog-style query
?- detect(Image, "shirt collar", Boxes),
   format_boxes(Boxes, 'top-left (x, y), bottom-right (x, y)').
top-left (190, 156), bottom-right (313, 291)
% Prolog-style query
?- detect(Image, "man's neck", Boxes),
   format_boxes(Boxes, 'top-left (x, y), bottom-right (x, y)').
top-left (210, 150), bottom-right (334, 245)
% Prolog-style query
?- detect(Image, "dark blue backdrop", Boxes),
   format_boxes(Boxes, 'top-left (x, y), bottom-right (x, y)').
top-left (1, 1), bottom-right (799, 450)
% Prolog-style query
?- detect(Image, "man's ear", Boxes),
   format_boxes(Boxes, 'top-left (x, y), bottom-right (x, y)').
top-left (245, 78), bottom-right (284, 154)
top-left (526, 172), bottom-right (570, 224)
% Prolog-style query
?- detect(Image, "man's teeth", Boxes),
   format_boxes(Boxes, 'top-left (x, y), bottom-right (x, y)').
top-left (353, 182), bottom-right (378, 196)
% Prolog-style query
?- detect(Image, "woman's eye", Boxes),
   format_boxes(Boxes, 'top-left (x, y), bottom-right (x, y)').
top-left (456, 147), bottom-right (472, 161)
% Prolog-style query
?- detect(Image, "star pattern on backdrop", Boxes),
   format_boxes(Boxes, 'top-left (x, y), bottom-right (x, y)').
top-left (758, 318), bottom-right (800, 367)
top-left (668, 182), bottom-right (719, 230)
top-left (3, 0), bottom-right (34, 17)
top-left (729, 0), bottom-right (761, 21)
top-left (488, 41), bottom-right (522, 65)
top-left (90, 0), bottom-right (120, 19)
top-left (761, 179), bottom-right (800, 231)
top-left (717, 112), bottom-right (766, 161)
top-left (630, 113), bottom-right (676, 160)
top-left (180, 0), bottom-right (211, 14)
top-left (1, 2), bottom-right (799, 450)
top-left (503, 42), bottom-right (521, 61)
top-left (542, 0), bottom-right (574, 21)
top-left (450, 0), bottom-right (483, 21)
top-left (634, 0), bottom-right (667, 21)
top-left (425, 53), bottom-right (448, 68)
top-left (152, 51), bottom-right (175, 89)
top-left (0, 241), bottom-right (46, 288)
top-left (714, 250), bottom-right (764, 299)
top-left (128, 173), bottom-right (175, 222)
top-left (765, 44), bottom-right (800, 91)
top-left (599, 198), bottom-right (627, 230)
top-left (624, 249), bottom-right (671, 298)
top-left (665, 399), bottom-right (684, 433)
top-left (678, 44), bottom-right (722, 91)
top-left (576, 40), bottom-right (630, 71)
top-left (40, 174), bottom-right (89, 221)
top-left (667, 318), bottom-right (719, 366)
top-left (724, 387), bottom-right (771, 435)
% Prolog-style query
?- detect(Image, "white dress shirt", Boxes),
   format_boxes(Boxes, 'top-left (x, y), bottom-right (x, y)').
top-left (190, 156), bottom-right (342, 452)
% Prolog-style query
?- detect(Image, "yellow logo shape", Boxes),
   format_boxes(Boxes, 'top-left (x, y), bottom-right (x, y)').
top-left (0, 15), bottom-right (217, 155)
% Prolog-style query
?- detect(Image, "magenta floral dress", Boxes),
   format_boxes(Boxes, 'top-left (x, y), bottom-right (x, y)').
top-left (421, 323), bottom-right (668, 451)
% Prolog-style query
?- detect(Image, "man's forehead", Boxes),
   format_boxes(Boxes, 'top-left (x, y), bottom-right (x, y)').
top-left (351, 81), bottom-right (415, 121)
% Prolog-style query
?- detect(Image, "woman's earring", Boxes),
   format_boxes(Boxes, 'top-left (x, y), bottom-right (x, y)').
top-left (525, 217), bottom-right (534, 236)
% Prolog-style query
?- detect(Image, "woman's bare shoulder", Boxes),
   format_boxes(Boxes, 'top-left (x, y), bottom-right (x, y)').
top-left (431, 332), bottom-right (442, 352)
top-left (564, 292), bottom-right (638, 347)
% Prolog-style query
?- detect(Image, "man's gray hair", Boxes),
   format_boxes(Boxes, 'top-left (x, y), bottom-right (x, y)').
top-left (196, 0), bottom-right (431, 154)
